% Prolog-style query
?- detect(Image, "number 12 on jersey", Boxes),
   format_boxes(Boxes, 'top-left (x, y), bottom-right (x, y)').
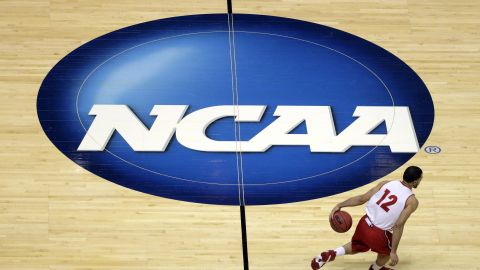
top-left (376, 189), bottom-right (398, 212)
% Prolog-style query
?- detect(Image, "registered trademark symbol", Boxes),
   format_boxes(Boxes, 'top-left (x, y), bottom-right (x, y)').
top-left (424, 146), bottom-right (441, 154)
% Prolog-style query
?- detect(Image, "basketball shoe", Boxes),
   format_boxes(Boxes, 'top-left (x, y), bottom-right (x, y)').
top-left (311, 250), bottom-right (336, 270)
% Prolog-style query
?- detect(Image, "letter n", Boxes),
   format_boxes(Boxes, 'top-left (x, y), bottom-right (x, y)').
top-left (77, 105), bottom-right (187, 151)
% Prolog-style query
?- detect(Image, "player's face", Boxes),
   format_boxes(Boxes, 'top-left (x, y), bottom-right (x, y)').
top-left (413, 175), bottom-right (423, 188)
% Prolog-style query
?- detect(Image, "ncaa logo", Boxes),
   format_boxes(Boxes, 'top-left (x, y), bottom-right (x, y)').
top-left (37, 14), bottom-right (434, 205)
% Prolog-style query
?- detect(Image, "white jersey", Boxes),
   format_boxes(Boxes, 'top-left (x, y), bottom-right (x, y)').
top-left (365, 181), bottom-right (414, 231)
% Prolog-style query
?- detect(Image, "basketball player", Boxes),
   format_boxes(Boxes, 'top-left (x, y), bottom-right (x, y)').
top-left (311, 166), bottom-right (423, 270)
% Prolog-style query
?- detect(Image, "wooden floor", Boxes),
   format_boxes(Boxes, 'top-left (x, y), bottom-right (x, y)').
top-left (1, 0), bottom-right (479, 269)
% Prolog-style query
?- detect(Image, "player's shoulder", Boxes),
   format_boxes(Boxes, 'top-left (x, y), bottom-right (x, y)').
top-left (383, 179), bottom-right (414, 191)
top-left (375, 180), bottom-right (401, 190)
top-left (376, 180), bottom-right (391, 188)
top-left (406, 194), bottom-right (419, 209)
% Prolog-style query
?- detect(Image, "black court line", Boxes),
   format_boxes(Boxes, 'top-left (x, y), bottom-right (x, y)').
top-left (227, 0), bottom-right (233, 14)
top-left (240, 204), bottom-right (249, 270)
top-left (226, 0), bottom-right (250, 269)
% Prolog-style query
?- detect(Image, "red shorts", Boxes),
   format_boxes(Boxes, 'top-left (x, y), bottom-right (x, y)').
top-left (351, 215), bottom-right (392, 255)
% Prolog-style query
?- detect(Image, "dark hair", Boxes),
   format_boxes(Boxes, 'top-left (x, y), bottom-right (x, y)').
top-left (403, 166), bottom-right (423, 182)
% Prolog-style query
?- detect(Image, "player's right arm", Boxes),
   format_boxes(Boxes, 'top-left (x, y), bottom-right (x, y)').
top-left (329, 181), bottom-right (389, 220)
top-left (389, 195), bottom-right (419, 266)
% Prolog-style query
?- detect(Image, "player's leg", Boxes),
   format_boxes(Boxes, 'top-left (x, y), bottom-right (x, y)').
top-left (311, 215), bottom-right (371, 269)
top-left (368, 253), bottom-right (391, 270)
top-left (369, 231), bottom-right (394, 269)
top-left (376, 253), bottom-right (390, 266)
top-left (342, 241), bottom-right (356, 255)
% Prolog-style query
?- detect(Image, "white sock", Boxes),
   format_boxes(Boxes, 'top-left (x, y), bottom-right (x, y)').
top-left (371, 262), bottom-right (382, 270)
top-left (334, 246), bottom-right (346, 256)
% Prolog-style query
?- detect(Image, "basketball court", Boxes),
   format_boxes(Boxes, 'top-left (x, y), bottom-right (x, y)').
top-left (1, 1), bottom-right (479, 269)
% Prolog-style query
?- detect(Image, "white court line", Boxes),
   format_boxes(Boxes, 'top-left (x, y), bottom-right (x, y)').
top-left (227, 14), bottom-right (244, 204)
top-left (231, 15), bottom-right (247, 205)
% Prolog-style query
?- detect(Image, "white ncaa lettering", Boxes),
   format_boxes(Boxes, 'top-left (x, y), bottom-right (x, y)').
top-left (77, 105), bottom-right (419, 153)
top-left (175, 105), bottom-right (266, 152)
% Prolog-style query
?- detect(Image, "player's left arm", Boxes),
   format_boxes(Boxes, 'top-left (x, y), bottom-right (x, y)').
top-left (329, 181), bottom-right (388, 220)
top-left (389, 195), bottom-right (419, 266)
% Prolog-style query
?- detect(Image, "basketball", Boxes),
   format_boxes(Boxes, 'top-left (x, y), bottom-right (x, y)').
top-left (330, 211), bottom-right (353, 233)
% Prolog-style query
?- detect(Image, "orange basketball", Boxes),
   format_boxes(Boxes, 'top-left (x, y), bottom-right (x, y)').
top-left (330, 211), bottom-right (353, 233)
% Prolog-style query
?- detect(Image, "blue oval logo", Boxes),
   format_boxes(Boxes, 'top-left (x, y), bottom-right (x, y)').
top-left (37, 14), bottom-right (434, 205)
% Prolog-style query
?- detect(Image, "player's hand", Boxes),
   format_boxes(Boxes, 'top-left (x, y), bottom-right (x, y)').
top-left (389, 251), bottom-right (399, 266)
top-left (329, 205), bottom-right (341, 220)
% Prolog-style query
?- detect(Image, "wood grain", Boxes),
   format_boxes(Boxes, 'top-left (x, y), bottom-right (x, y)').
top-left (1, 0), bottom-right (479, 269)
